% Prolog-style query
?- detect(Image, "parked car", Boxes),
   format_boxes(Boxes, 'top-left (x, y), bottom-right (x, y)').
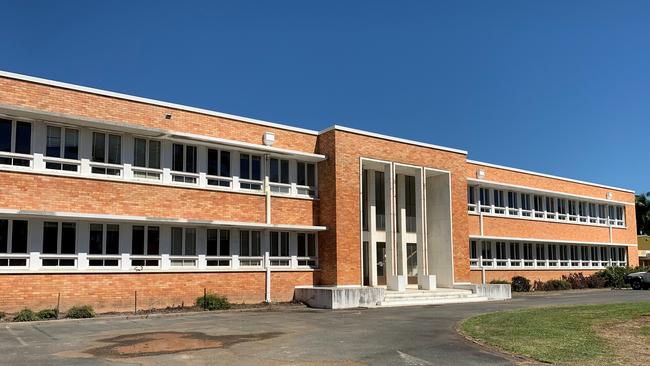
top-left (624, 270), bottom-right (650, 290)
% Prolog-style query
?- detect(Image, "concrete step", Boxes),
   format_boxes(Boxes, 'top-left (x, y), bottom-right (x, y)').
top-left (380, 295), bottom-right (489, 307)
top-left (384, 290), bottom-right (474, 299)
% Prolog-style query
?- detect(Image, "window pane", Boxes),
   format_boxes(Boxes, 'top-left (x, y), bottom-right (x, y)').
top-left (171, 227), bottom-right (183, 255)
top-left (297, 233), bottom-right (305, 257)
top-left (172, 144), bottom-right (184, 171)
top-left (251, 231), bottom-right (261, 256)
top-left (280, 160), bottom-right (289, 184)
top-left (92, 133), bottom-right (105, 162)
top-left (0, 220), bottom-right (7, 253)
top-left (220, 230), bottom-right (230, 256)
top-left (297, 163), bottom-right (306, 186)
top-left (271, 232), bottom-right (279, 256)
top-left (43, 222), bottom-right (58, 254)
top-left (61, 223), bottom-right (76, 254)
top-left (0, 119), bottom-right (11, 152)
top-left (251, 155), bottom-right (261, 180)
top-left (281, 232), bottom-right (289, 256)
top-left (46, 126), bottom-right (62, 157)
top-left (307, 164), bottom-right (316, 187)
top-left (134, 138), bottom-right (147, 167)
top-left (270, 159), bottom-right (279, 183)
top-left (147, 227), bottom-right (159, 255)
top-left (240, 231), bottom-right (249, 256)
top-left (186, 146), bottom-right (197, 173)
top-left (240, 154), bottom-right (250, 179)
top-left (208, 149), bottom-right (219, 176)
top-left (207, 229), bottom-right (218, 256)
top-left (185, 228), bottom-right (196, 255)
top-left (15, 122), bottom-right (31, 154)
top-left (220, 151), bottom-right (230, 177)
top-left (108, 135), bottom-right (121, 164)
top-left (64, 129), bottom-right (79, 160)
top-left (308, 234), bottom-right (316, 257)
top-left (132, 226), bottom-right (145, 255)
top-left (106, 224), bottom-right (119, 254)
top-left (148, 140), bottom-right (160, 169)
top-left (89, 224), bottom-right (103, 254)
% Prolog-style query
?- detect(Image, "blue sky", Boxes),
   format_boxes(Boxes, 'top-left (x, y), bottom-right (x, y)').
top-left (2, 1), bottom-right (648, 193)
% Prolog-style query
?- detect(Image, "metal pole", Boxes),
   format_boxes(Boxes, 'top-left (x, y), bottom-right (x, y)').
top-left (265, 252), bottom-right (271, 303)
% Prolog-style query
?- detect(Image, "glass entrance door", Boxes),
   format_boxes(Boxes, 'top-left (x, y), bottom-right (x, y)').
top-left (376, 242), bottom-right (386, 285)
top-left (407, 243), bottom-right (418, 284)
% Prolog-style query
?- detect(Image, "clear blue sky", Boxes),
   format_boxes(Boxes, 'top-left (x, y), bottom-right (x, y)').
top-left (2, 1), bottom-right (648, 193)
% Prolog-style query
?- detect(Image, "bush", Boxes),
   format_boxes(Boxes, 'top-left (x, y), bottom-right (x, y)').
top-left (593, 266), bottom-right (649, 288)
top-left (0, 311), bottom-right (5, 320)
top-left (36, 308), bottom-right (58, 320)
top-left (13, 309), bottom-right (39, 322)
top-left (511, 276), bottom-right (531, 292)
top-left (66, 305), bottom-right (95, 319)
top-left (540, 279), bottom-right (572, 291)
top-left (196, 293), bottom-right (231, 311)
top-left (489, 279), bottom-right (510, 284)
top-left (587, 273), bottom-right (608, 288)
top-left (563, 273), bottom-right (589, 290)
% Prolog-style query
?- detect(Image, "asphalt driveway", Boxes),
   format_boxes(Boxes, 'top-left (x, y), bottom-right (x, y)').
top-left (2, 289), bottom-right (649, 366)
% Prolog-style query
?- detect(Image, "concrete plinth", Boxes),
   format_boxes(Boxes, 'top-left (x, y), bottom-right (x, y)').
top-left (418, 275), bottom-right (437, 290)
top-left (387, 275), bottom-right (407, 291)
top-left (294, 286), bottom-right (385, 309)
top-left (454, 284), bottom-right (511, 300)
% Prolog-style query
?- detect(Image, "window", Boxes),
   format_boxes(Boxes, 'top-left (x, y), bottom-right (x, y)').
top-left (92, 132), bottom-right (122, 175)
top-left (481, 241), bottom-right (493, 266)
top-left (520, 193), bottom-right (531, 216)
top-left (479, 188), bottom-right (491, 207)
top-left (239, 154), bottom-right (262, 190)
top-left (297, 162), bottom-right (316, 196)
top-left (131, 226), bottom-right (160, 267)
top-left (615, 206), bottom-right (625, 226)
top-left (405, 175), bottom-right (416, 232)
top-left (523, 243), bottom-right (534, 266)
top-left (493, 190), bottom-right (505, 208)
top-left (42, 222), bottom-right (76, 266)
top-left (0, 220), bottom-right (28, 266)
top-left (171, 144), bottom-right (197, 183)
top-left (507, 191), bottom-right (518, 208)
top-left (470, 240), bottom-right (478, 262)
top-left (535, 243), bottom-right (546, 265)
top-left (533, 195), bottom-right (544, 218)
top-left (495, 241), bottom-right (507, 266)
top-left (133, 138), bottom-right (161, 180)
top-left (579, 202), bottom-right (588, 222)
top-left (510, 242), bottom-right (521, 262)
top-left (297, 233), bottom-right (317, 267)
top-left (546, 197), bottom-right (556, 218)
top-left (270, 231), bottom-right (290, 266)
top-left (207, 229), bottom-right (230, 256)
top-left (362, 170), bottom-right (368, 231)
top-left (207, 149), bottom-right (231, 187)
top-left (568, 200), bottom-right (578, 220)
top-left (597, 204), bottom-right (607, 224)
top-left (269, 158), bottom-right (289, 184)
top-left (375, 171), bottom-right (386, 230)
top-left (0, 118), bottom-right (31, 166)
top-left (239, 230), bottom-right (262, 266)
top-left (467, 186), bottom-right (476, 206)
top-left (88, 224), bottom-right (119, 266)
top-left (559, 245), bottom-right (568, 264)
top-left (239, 230), bottom-right (261, 257)
top-left (570, 245), bottom-right (579, 265)
top-left (557, 199), bottom-right (567, 218)
top-left (45, 126), bottom-right (79, 171)
top-left (170, 227), bottom-right (196, 266)
top-left (588, 203), bottom-right (597, 223)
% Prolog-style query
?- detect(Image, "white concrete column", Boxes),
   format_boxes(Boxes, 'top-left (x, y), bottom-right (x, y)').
top-left (396, 174), bottom-right (407, 277)
top-left (367, 169), bottom-right (378, 287)
top-left (386, 163), bottom-right (405, 291)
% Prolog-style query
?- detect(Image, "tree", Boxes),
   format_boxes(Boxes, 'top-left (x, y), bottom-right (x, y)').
top-left (636, 192), bottom-right (650, 235)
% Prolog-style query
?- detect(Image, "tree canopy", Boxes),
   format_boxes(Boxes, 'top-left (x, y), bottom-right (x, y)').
top-left (636, 192), bottom-right (650, 235)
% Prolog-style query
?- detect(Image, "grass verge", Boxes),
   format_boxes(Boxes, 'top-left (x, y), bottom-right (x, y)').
top-left (460, 302), bottom-right (650, 365)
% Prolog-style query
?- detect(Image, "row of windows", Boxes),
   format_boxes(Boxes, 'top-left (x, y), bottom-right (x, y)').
top-left (468, 186), bottom-right (625, 227)
top-left (0, 118), bottom-right (317, 196)
top-left (361, 171), bottom-right (417, 233)
top-left (469, 240), bottom-right (628, 269)
top-left (0, 219), bottom-right (318, 269)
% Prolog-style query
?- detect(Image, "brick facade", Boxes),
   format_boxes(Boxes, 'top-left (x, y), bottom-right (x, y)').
top-left (0, 72), bottom-right (639, 312)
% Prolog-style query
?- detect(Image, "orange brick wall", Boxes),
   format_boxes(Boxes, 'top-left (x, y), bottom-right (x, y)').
top-left (0, 271), bottom-right (318, 313)
top-left (271, 196), bottom-right (319, 226)
top-left (0, 76), bottom-right (318, 153)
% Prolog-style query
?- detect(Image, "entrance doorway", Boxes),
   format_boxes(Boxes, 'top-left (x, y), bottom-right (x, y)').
top-left (376, 242), bottom-right (386, 285)
top-left (407, 243), bottom-right (418, 284)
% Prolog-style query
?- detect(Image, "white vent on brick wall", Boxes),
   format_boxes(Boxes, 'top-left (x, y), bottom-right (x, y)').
top-left (476, 168), bottom-right (486, 180)
top-left (263, 131), bottom-right (276, 146)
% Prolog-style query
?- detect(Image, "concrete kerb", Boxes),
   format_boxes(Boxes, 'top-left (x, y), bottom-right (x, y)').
top-left (454, 284), bottom-right (512, 300)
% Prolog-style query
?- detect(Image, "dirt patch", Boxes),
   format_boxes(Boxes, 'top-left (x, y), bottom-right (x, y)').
top-left (85, 331), bottom-right (282, 358)
top-left (595, 316), bottom-right (650, 366)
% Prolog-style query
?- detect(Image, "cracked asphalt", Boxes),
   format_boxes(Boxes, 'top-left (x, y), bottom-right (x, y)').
top-left (2, 289), bottom-right (649, 366)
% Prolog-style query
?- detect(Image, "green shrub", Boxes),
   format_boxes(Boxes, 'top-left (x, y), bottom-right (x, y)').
top-left (66, 305), bottom-right (95, 319)
top-left (196, 293), bottom-right (231, 310)
top-left (595, 266), bottom-right (650, 288)
top-left (587, 273), bottom-right (608, 288)
top-left (13, 309), bottom-right (39, 322)
top-left (489, 279), bottom-right (510, 284)
top-left (36, 308), bottom-right (58, 320)
top-left (511, 276), bottom-right (531, 292)
top-left (541, 279), bottom-right (572, 291)
top-left (0, 311), bottom-right (5, 320)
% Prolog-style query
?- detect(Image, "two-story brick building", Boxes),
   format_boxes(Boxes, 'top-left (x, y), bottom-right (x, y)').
top-left (0, 70), bottom-right (637, 311)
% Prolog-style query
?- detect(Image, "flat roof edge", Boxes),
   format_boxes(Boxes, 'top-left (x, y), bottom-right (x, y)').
top-left (0, 70), bottom-right (319, 136)
top-left (321, 125), bottom-right (468, 155)
top-left (467, 159), bottom-right (635, 193)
